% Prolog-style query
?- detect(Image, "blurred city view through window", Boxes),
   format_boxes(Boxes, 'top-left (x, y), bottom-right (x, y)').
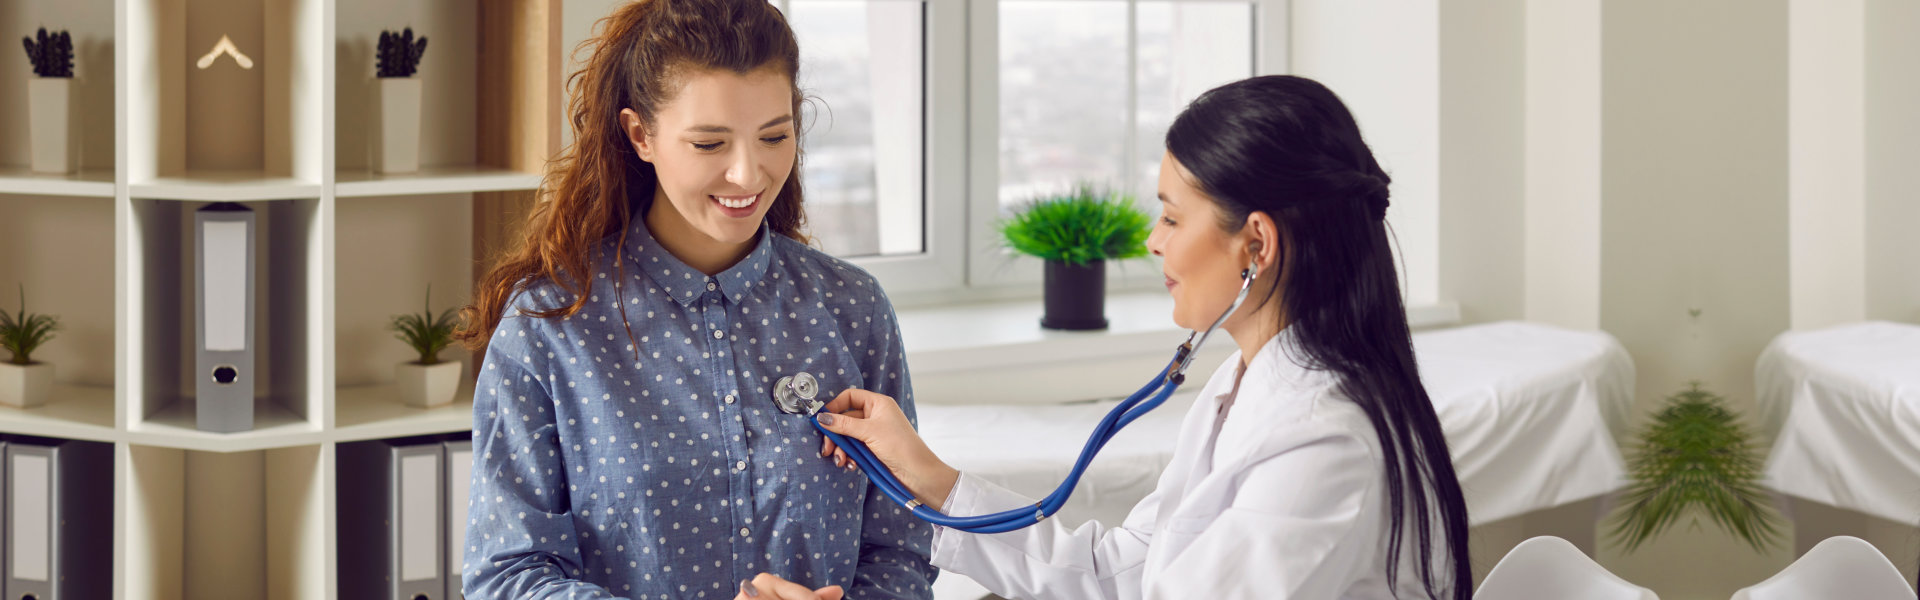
top-left (789, 0), bottom-right (1252, 258)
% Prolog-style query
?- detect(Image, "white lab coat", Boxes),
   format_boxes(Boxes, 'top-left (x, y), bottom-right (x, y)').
top-left (929, 331), bottom-right (1443, 599)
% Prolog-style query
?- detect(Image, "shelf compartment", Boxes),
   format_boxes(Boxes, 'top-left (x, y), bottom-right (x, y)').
top-left (123, 443), bottom-right (330, 599)
top-left (126, 0), bottom-right (325, 189)
top-left (128, 197), bottom-right (325, 444)
top-left (0, 0), bottom-right (117, 178)
top-left (0, 194), bottom-right (120, 430)
top-left (331, 193), bottom-right (474, 430)
top-left (336, 0), bottom-right (515, 184)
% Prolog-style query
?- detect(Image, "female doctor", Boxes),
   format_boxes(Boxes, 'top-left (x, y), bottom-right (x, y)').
top-left (736, 75), bottom-right (1474, 600)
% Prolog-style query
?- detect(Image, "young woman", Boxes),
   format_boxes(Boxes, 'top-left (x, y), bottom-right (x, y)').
top-left (455, 1), bottom-right (934, 597)
top-left (748, 75), bottom-right (1475, 599)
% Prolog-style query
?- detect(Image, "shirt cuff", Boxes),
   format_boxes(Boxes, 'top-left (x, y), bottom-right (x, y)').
top-left (928, 471), bottom-right (977, 570)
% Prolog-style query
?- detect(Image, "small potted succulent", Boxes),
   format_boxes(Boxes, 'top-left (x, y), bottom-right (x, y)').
top-left (0, 285), bottom-right (60, 408)
top-left (998, 183), bottom-right (1153, 330)
top-left (21, 27), bottom-right (75, 174)
top-left (1609, 382), bottom-right (1783, 553)
top-left (373, 27), bottom-right (428, 173)
top-left (389, 285), bottom-right (459, 408)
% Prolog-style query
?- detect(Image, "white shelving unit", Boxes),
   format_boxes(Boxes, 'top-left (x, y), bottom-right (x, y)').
top-left (2, 0), bottom-right (560, 597)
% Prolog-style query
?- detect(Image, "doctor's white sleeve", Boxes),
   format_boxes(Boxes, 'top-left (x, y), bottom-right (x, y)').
top-left (929, 424), bottom-right (1378, 600)
top-left (927, 473), bottom-right (1166, 599)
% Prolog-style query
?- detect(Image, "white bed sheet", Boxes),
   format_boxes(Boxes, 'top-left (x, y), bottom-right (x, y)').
top-left (920, 321), bottom-right (1634, 599)
top-left (919, 321), bottom-right (1634, 527)
top-left (1758, 321), bottom-right (1920, 524)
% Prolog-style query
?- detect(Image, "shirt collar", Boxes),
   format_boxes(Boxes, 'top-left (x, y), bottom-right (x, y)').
top-left (621, 214), bottom-right (775, 307)
top-left (1222, 327), bottom-right (1327, 401)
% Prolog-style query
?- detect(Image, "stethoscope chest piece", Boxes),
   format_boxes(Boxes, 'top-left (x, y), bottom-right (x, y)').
top-left (773, 371), bottom-right (822, 415)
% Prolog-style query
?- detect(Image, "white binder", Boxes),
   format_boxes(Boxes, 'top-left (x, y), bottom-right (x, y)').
top-left (3, 438), bottom-right (110, 600)
top-left (443, 440), bottom-right (471, 600)
top-left (194, 203), bottom-right (256, 433)
top-left (339, 438), bottom-right (446, 599)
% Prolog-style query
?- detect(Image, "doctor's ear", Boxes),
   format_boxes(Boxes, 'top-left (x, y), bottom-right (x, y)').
top-left (1243, 212), bottom-right (1282, 273)
top-left (620, 108), bottom-right (654, 162)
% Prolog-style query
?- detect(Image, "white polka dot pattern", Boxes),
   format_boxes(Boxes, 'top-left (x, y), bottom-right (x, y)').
top-left (459, 220), bottom-right (936, 599)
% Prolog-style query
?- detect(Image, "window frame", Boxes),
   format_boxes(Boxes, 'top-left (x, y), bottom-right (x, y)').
top-left (783, 0), bottom-right (969, 293)
top-left (792, 0), bottom-right (1291, 298)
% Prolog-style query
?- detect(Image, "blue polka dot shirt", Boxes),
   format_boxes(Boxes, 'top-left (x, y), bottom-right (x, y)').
top-left (461, 216), bottom-right (935, 599)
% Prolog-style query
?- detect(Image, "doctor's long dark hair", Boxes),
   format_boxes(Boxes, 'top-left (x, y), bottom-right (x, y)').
top-left (1166, 75), bottom-right (1471, 599)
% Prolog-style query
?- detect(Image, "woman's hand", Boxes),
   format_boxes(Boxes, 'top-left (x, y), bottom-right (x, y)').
top-left (816, 389), bottom-right (961, 511)
top-left (735, 574), bottom-right (843, 600)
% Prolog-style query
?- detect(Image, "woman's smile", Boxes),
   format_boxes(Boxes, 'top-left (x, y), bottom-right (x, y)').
top-left (711, 192), bottom-right (761, 218)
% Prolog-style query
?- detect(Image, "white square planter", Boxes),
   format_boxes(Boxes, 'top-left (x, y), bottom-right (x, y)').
top-left (28, 77), bottom-right (75, 174)
top-left (373, 77), bottom-right (422, 174)
top-left (395, 360), bottom-right (461, 408)
top-left (0, 362), bottom-right (54, 408)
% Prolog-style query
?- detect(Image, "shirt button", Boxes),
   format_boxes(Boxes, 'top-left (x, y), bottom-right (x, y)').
top-left (707, 282), bottom-right (717, 291)
top-left (724, 394), bottom-right (736, 404)
top-left (712, 330), bottom-right (724, 340)
top-left (736, 460), bottom-right (747, 471)
top-left (740, 527), bottom-right (750, 537)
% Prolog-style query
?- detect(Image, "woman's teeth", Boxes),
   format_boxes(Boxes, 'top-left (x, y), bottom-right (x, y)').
top-left (714, 194), bottom-right (757, 209)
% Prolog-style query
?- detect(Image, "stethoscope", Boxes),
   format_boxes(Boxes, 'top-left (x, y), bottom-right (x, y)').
top-left (772, 262), bottom-right (1260, 533)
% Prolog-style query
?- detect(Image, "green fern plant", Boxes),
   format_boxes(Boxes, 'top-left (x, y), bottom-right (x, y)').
top-left (998, 183), bottom-right (1153, 266)
top-left (0, 284), bottom-right (60, 366)
top-left (389, 285), bottom-right (456, 365)
top-left (1609, 382), bottom-right (1783, 553)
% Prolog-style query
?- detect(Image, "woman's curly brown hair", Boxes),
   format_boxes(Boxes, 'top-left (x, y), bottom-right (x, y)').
top-left (458, 0), bottom-right (809, 349)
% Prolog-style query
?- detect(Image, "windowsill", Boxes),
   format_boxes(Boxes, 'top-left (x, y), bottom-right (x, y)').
top-left (897, 292), bottom-right (1461, 404)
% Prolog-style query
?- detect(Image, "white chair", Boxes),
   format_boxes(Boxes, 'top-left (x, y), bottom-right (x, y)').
top-left (1476, 536), bottom-right (1658, 600)
top-left (1731, 536), bottom-right (1915, 600)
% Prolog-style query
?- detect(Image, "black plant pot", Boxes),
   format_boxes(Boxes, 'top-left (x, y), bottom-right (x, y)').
top-left (1040, 259), bottom-right (1109, 330)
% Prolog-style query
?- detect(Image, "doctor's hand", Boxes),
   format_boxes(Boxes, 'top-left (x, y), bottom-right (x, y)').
top-left (735, 574), bottom-right (843, 600)
top-left (816, 389), bottom-right (961, 512)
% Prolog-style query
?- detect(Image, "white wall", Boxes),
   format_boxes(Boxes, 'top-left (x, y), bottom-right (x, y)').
top-left (1864, 0), bottom-right (1920, 324)
top-left (1438, 0), bottom-right (1526, 324)
top-left (1290, 0), bottom-right (1440, 307)
top-left (1788, 0), bottom-right (1867, 330)
top-left (1522, 0), bottom-right (1603, 331)
top-left (1596, 1), bottom-right (1796, 597)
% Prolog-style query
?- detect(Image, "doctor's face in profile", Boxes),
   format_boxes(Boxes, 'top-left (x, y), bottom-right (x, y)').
top-left (1148, 152), bottom-right (1265, 332)
top-left (624, 67), bottom-right (798, 246)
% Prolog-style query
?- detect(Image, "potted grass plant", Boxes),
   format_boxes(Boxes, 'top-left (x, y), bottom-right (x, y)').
top-left (0, 285), bottom-right (60, 408)
top-left (21, 27), bottom-right (75, 173)
top-left (1609, 381), bottom-right (1784, 553)
top-left (999, 183), bottom-right (1153, 330)
top-left (390, 285), bottom-right (459, 408)
top-left (373, 27), bottom-right (428, 173)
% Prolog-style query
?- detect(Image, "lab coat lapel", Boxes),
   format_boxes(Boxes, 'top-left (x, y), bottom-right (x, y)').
top-left (1151, 351), bottom-right (1241, 530)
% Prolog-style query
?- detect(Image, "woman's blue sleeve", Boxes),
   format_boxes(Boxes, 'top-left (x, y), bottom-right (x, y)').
top-left (847, 295), bottom-right (939, 599)
top-left (461, 313), bottom-right (628, 600)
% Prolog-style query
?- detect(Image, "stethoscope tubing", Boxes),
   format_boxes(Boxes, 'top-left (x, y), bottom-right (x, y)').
top-left (808, 264), bottom-right (1259, 533)
top-left (809, 355), bottom-right (1184, 532)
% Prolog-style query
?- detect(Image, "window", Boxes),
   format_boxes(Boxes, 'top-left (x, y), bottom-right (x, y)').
top-left (973, 0), bottom-right (1269, 287)
top-left (787, 0), bottom-right (927, 259)
top-left (996, 1), bottom-right (1252, 209)
top-left (780, 0), bottom-right (1282, 294)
